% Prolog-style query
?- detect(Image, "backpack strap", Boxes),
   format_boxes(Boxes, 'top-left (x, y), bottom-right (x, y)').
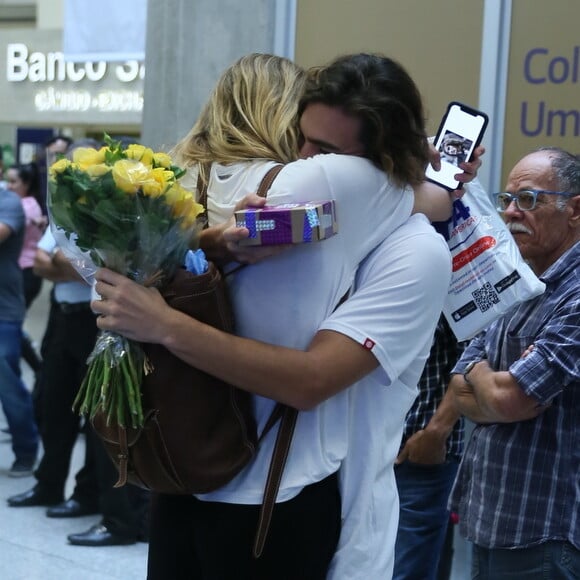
top-left (198, 162), bottom-right (283, 211)
top-left (253, 405), bottom-right (298, 557)
top-left (197, 165), bottom-right (210, 229)
top-left (113, 425), bottom-right (129, 488)
top-left (253, 286), bottom-right (351, 558)
top-left (256, 164), bottom-right (284, 198)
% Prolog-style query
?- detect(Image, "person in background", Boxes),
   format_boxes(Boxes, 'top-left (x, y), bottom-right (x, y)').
top-left (6, 163), bottom-right (46, 308)
top-left (7, 225), bottom-right (100, 512)
top-left (449, 147), bottom-right (580, 579)
top-left (393, 316), bottom-right (465, 580)
top-left (45, 135), bottom-right (72, 161)
top-left (38, 134), bottom-right (73, 215)
top-left (0, 184), bottom-right (39, 476)
top-left (5, 162), bottom-right (45, 378)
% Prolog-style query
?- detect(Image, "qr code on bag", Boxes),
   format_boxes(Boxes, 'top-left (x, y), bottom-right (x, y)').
top-left (472, 282), bottom-right (500, 312)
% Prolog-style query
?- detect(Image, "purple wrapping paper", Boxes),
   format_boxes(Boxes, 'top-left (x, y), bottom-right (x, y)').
top-left (235, 201), bottom-right (338, 246)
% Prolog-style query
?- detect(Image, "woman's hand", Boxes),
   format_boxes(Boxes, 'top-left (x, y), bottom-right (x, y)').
top-left (456, 145), bottom-right (485, 186)
top-left (427, 143), bottom-right (485, 200)
top-left (92, 268), bottom-right (177, 344)
top-left (223, 194), bottom-right (291, 265)
top-left (33, 215), bottom-right (48, 230)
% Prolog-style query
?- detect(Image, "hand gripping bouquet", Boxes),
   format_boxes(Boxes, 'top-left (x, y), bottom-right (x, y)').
top-left (48, 135), bottom-right (204, 429)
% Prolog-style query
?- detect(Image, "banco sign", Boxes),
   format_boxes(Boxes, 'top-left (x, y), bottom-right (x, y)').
top-left (6, 43), bottom-right (145, 83)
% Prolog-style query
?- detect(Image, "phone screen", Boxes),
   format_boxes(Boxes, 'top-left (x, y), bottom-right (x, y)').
top-left (425, 102), bottom-right (488, 191)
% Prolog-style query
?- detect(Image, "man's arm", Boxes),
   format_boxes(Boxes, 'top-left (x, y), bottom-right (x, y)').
top-left (0, 222), bottom-right (12, 244)
top-left (412, 181), bottom-right (453, 222)
top-left (450, 359), bottom-right (548, 423)
top-left (396, 387), bottom-right (461, 464)
top-left (0, 191), bottom-right (24, 243)
top-left (33, 248), bottom-right (86, 283)
top-left (92, 267), bottom-right (377, 411)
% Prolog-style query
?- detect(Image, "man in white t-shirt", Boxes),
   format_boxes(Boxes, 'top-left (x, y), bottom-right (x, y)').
top-left (92, 53), bottom-right (481, 579)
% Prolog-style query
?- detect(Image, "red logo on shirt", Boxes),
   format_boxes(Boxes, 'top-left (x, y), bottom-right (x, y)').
top-left (363, 338), bottom-right (375, 350)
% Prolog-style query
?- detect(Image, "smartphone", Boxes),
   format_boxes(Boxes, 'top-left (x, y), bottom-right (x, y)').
top-left (425, 101), bottom-right (489, 191)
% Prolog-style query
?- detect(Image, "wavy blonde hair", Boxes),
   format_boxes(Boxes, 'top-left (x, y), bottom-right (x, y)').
top-left (172, 53), bottom-right (306, 185)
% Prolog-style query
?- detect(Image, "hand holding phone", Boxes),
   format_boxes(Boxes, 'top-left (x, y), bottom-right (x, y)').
top-left (426, 102), bottom-right (488, 191)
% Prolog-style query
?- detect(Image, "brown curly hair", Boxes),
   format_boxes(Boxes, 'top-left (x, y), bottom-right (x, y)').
top-left (299, 53), bottom-right (430, 187)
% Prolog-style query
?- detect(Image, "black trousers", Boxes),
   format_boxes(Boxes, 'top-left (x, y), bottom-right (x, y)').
top-left (20, 268), bottom-right (43, 373)
top-left (22, 267), bottom-right (43, 309)
top-left (147, 472), bottom-right (341, 580)
top-left (34, 302), bottom-right (99, 503)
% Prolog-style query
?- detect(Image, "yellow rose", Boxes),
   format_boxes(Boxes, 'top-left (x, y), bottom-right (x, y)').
top-left (49, 158), bottom-right (71, 176)
top-left (142, 181), bottom-right (163, 198)
top-left (73, 147), bottom-right (106, 170)
top-left (163, 182), bottom-right (183, 206)
top-left (152, 152), bottom-right (172, 168)
top-left (112, 159), bottom-right (151, 194)
top-left (126, 144), bottom-right (154, 167)
top-left (182, 198), bottom-right (205, 229)
top-left (164, 183), bottom-right (188, 206)
top-left (142, 167), bottom-right (174, 198)
top-left (165, 184), bottom-right (204, 227)
top-left (85, 164), bottom-right (111, 178)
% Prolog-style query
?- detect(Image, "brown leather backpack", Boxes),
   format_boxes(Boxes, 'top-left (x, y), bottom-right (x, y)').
top-left (92, 261), bottom-right (257, 494)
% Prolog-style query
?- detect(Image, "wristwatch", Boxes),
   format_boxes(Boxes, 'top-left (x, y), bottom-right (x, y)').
top-left (463, 360), bottom-right (478, 385)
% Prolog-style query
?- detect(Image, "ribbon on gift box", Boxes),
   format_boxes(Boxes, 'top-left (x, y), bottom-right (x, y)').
top-left (303, 208), bottom-right (319, 242)
top-left (236, 201), bottom-right (337, 245)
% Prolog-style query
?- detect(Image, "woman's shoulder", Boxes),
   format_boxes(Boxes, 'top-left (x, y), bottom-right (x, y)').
top-left (21, 196), bottom-right (42, 215)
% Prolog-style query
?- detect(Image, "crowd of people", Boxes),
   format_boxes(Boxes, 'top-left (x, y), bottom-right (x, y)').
top-left (0, 50), bottom-right (578, 580)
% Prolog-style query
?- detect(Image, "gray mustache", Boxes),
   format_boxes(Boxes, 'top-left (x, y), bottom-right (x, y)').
top-left (507, 222), bottom-right (532, 235)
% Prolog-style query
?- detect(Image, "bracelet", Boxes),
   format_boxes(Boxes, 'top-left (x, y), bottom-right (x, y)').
top-left (463, 360), bottom-right (478, 386)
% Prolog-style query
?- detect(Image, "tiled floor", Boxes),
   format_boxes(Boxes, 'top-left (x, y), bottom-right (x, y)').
top-left (0, 284), bottom-right (471, 579)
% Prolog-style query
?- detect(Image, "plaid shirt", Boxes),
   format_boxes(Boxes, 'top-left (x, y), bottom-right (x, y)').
top-left (401, 316), bottom-right (466, 459)
top-left (450, 241), bottom-right (580, 550)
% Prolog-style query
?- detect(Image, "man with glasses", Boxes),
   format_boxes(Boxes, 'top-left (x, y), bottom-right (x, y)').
top-left (448, 147), bottom-right (580, 579)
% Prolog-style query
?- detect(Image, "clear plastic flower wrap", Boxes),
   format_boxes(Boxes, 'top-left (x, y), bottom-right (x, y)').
top-left (47, 135), bottom-right (204, 428)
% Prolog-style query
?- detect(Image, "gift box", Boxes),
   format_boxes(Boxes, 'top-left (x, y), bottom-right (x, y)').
top-left (235, 201), bottom-right (338, 246)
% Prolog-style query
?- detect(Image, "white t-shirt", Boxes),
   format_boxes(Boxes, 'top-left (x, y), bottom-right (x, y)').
top-left (196, 154), bottom-right (415, 503)
top-left (322, 213), bottom-right (452, 579)
top-left (37, 228), bottom-right (91, 304)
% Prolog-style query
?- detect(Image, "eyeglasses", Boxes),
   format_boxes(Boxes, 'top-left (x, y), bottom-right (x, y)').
top-left (494, 189), bottom-right (577, 212)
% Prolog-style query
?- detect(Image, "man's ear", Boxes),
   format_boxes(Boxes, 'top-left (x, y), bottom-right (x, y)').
top-left (568, 195), bottom-right (580, 228)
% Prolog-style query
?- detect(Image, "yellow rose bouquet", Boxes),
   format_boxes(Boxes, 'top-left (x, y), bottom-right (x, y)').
top-left (48, 135), bottom-right (204, 428)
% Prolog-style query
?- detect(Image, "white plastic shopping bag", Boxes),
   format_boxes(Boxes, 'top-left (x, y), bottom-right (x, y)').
top-left (434, 179), bottom-right (545, 341)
